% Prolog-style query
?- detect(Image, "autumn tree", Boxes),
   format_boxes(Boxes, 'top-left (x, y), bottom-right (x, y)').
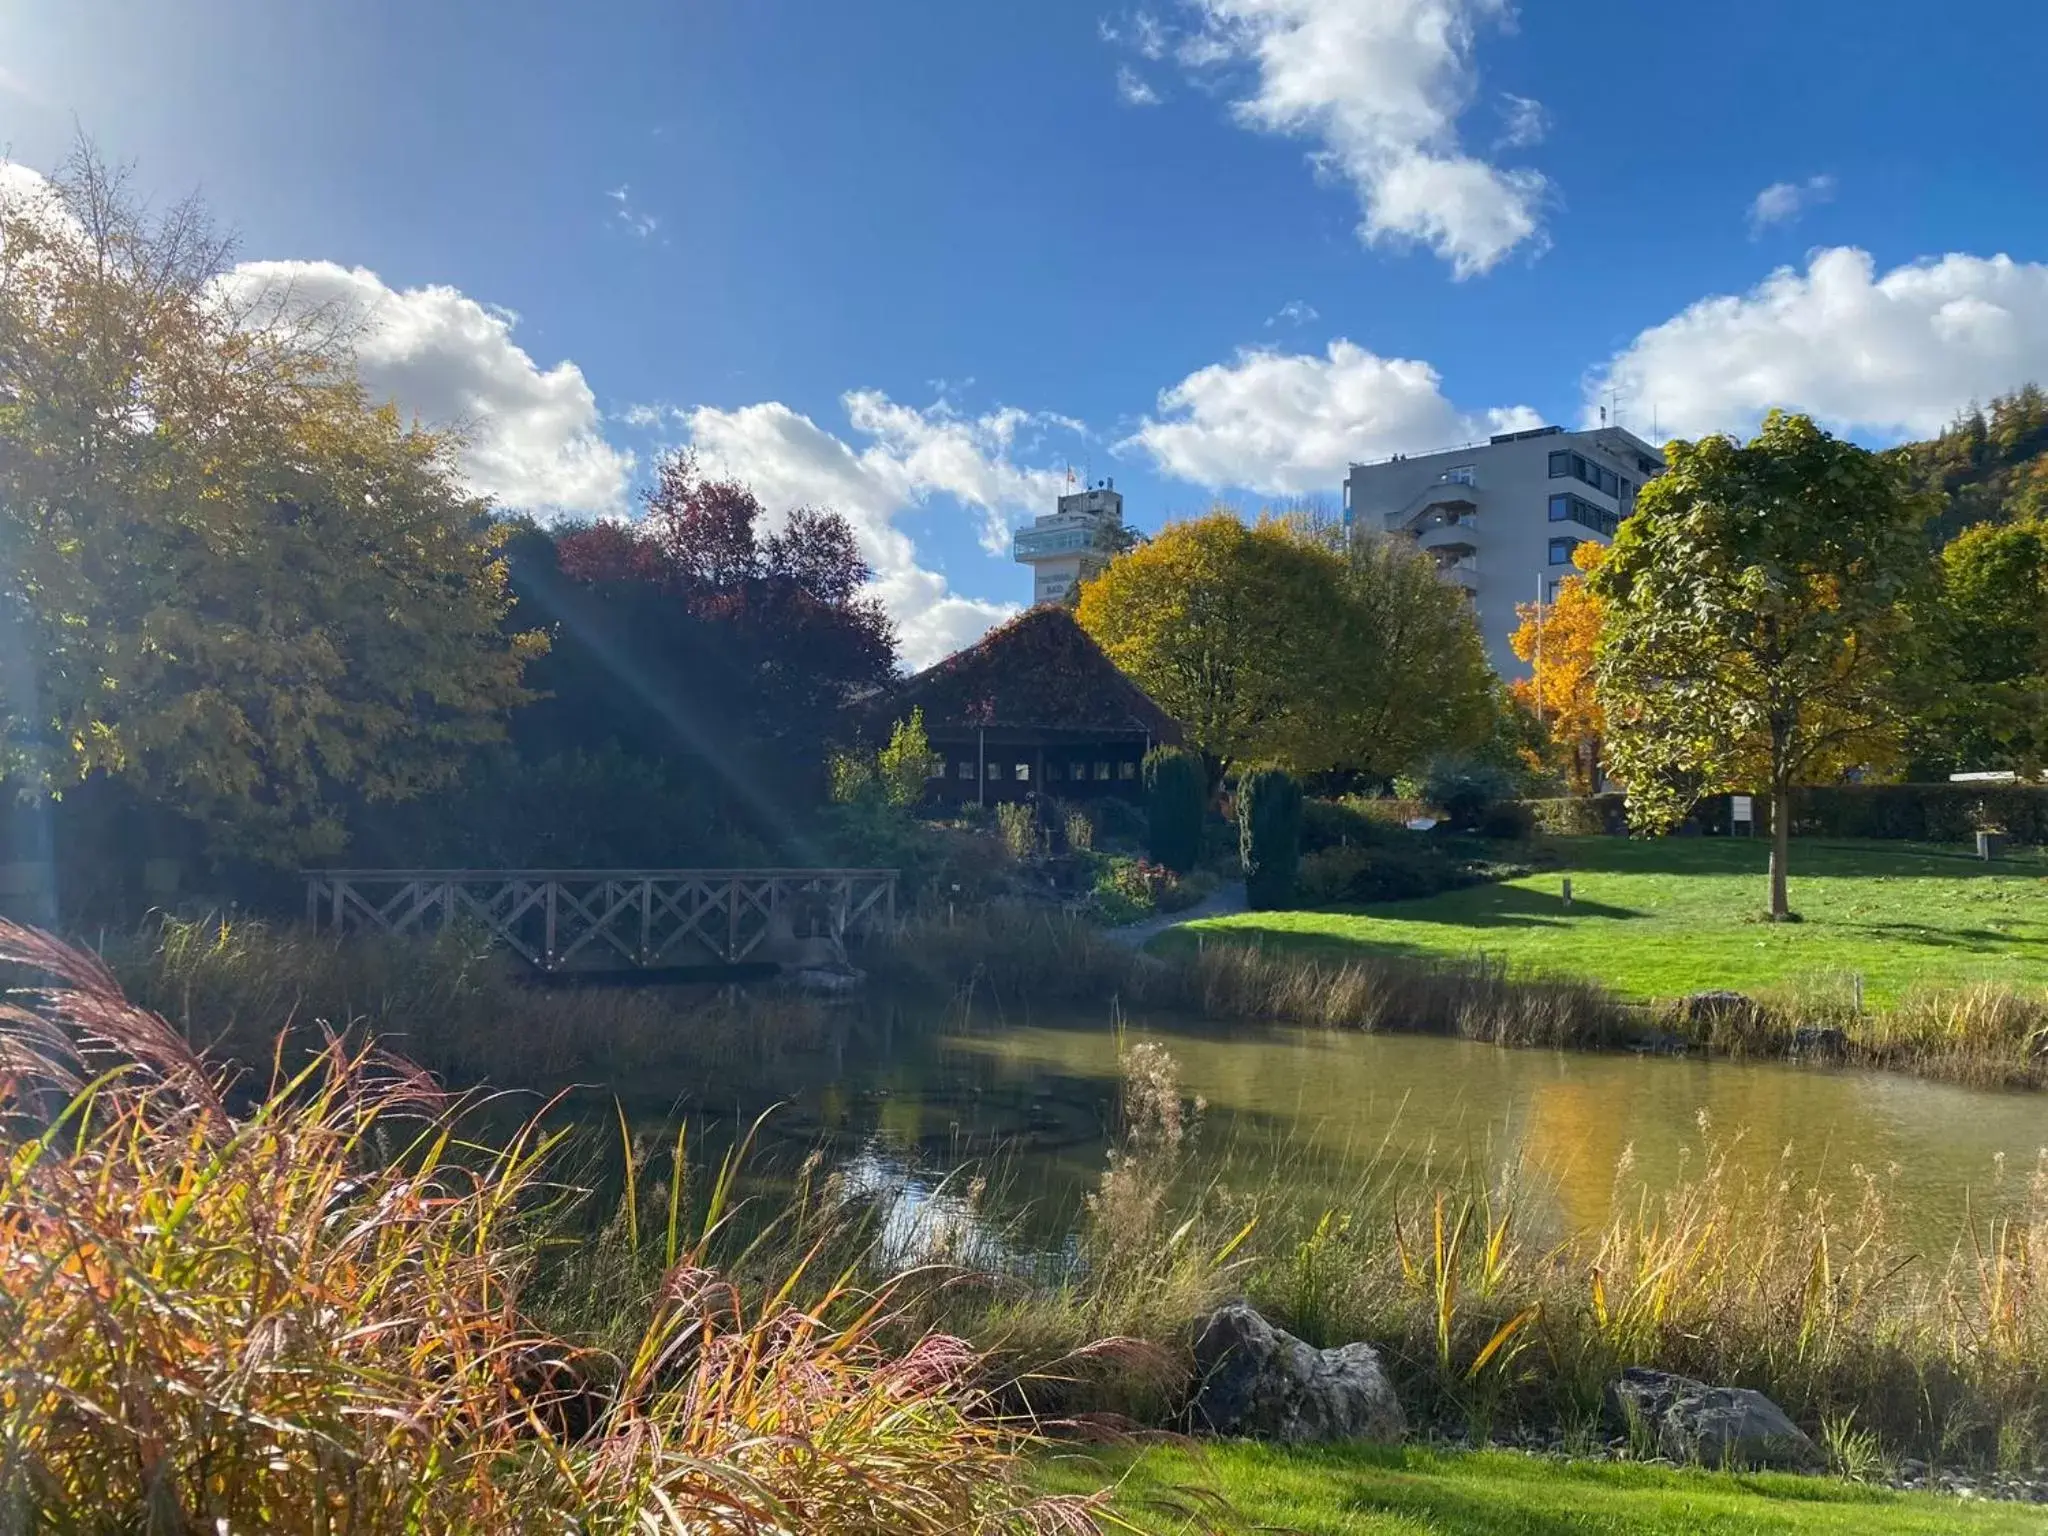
top-left (0, 145), bottom-right (539, 863)
top-left (514, 453), bottom-right (896, 819)
top-left (1076, 512), bottom-right (1348, 777)
top-left (1590, 412), bottom-right (1932, 919)
top-left (1509, 540), bottom-right (1607, 793)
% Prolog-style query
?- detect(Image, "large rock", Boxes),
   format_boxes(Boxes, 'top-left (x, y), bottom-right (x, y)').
top-left (1189, 1303), bottom-right (1406, 1445)
top-left (1606, 1367), bottom-right (1823, 1470)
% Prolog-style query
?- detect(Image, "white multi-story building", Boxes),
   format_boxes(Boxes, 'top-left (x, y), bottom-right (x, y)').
top-left (1012, 481), bottom-right (1128, 604)
top-left (1343, 424), bottom-right (1665, 674)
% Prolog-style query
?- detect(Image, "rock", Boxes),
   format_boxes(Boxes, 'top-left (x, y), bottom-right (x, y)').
top-left (1791, 1025), bottom-right (1849, 1056)
top-left (1189, 1302), bottom-right (1406, 1445)
top-left (787, 964), bottom-right (865, 998)
top-left (1626, 1031), bottom-right (1690, 1057)
top-left (1606, 1367), bottom-right (1823, 1471)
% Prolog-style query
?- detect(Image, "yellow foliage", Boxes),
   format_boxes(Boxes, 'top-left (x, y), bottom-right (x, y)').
top-left (1509, 541), bottom-right (1606, 792)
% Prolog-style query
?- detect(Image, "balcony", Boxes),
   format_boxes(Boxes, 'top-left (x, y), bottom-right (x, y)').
top-left (1435, 552), bottom-right (1480, 593)
top-left (1389, 475), bottom-right (1484, 532)
top-left (1416, 514), bottom-right (1478, 556)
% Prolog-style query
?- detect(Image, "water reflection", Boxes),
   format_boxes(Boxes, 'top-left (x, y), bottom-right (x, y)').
top-left (633, 1004), bottom-right (2048, 1256)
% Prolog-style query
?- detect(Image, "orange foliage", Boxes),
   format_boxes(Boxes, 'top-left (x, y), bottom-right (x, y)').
top-left (1510, 541), bottom-right (1607, 793)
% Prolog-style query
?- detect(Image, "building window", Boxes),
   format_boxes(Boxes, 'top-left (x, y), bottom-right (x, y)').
top-left (1548, 449), bottom-right (1571, 479)
top-left (1549, 537), bottom-right (1580, 565)
top-left (1094, 762), bottom-right (1112, 781)
top-left (1548, 492), bottom-right (1619, 537)
top-left (1548, 448), bottom-right (1623, 499)
top-left (1447, 464), bottom-right (1476, 485)
top-left (986, 761), bottom-right (1004, 781)
top-left (926, 755), bottom-right (945, 779)
top-left (1119, 761), bottom-right (1137, 780)
top-left (1014, 763), bottom-right (1030, 782)
top-left (957, 761), bottom-right (975, 779)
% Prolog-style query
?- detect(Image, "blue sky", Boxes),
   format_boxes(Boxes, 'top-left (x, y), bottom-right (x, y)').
top-left (6, 0), bottom-right (2048, 663)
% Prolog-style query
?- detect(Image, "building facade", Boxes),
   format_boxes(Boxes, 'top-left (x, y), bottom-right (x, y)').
top-left (1343, 425), bottom-right (1665, 674)
top-left (1012, 482), bottom-right (1128, 605)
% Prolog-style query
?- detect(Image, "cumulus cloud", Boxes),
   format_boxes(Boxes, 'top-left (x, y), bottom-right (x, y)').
top-left (1116, 64), bottom-right (1163, 106)
top-left (231, 260), bottom-right (634, 515)
top-left (1130, 0), bottom-right (1548, 277)
top-left (1587, 247), bottom-right (2048, 443)
top-left (4, 161), bottom-right (632, 517)
top-left (1747, 174), bottom-right (1834, 235)
top-left (669, 393), bottom-right (1084, 666)
top-left (1125, 338), bottom-right (1540, 494)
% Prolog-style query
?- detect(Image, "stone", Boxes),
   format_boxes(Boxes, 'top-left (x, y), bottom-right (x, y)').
top-left (1791, 1025), bottom-right (1849, 1056)
top-left (1189, 1302), bottom-right (1406, 1445)
top-left (1606, 1367), bottom-right (1823, 1471)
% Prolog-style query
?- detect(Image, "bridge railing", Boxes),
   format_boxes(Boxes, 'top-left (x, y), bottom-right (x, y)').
top-left (301, 868), bottom-right (898, 972)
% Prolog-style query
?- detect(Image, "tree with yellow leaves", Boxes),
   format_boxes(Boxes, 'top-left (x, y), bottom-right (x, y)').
top-left (1508, 541), bottom-right (1607, 793)
top-left (0, 145), bottom-right (541, 862)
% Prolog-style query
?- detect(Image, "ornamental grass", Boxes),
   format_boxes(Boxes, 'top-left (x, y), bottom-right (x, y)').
top-left (0, 921), bottom-right (1109, 1534)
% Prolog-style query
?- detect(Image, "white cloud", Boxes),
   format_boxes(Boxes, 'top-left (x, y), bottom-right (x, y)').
top-left (1116, 64), bottom-right (1163, 106)
top-left (1495, 92), bottom-right (1548, 150)
top-left (1156, 0), bottom-right (1549, 277)
top-left (1125, 337), bottom-right (1540, 494)
top-left (230, 260), bottom-right (634, 515)
top-left (1101, 10), bottom-right (1171, 58)
top-left (673, 393), bottom-right (1084, 667)
top-left (1266, 298), bottom-right (1320, 327)
top-left (1587, 247), bottom-right (2048, 443)
top-left (5, 162), bottom-right (631, 516)
top-left (606, 184), bottom-right (659, 239)
top-left (1747, 174), bottom-right (1834, 235)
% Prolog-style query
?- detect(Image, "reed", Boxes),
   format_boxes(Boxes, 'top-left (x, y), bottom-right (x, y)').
top-left (0, 921), bottom-right (1112, 1534)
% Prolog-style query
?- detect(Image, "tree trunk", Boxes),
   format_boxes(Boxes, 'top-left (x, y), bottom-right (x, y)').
top-left (1769, 785), bottom-right (1792, 920)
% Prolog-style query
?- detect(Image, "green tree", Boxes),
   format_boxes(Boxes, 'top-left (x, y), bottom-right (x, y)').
top-left (1911, 519), bottom-right (2048, 774)
top-left (0, 146), bottom-right (540, 863)
top-left (1293, 519), bottom-right (1495, 780)
top-left (1591, 412), bottom-right (1932, 919)
top-left (832, 710), bottom-right (933, 810)
top-left (1237, 765), bottom-right (1303, 911)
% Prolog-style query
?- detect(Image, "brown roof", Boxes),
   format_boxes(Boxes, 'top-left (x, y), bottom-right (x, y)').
top-left (882, 605), bottom-right (1182, 741)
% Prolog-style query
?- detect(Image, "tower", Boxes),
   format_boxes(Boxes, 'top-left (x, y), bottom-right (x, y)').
top-left (1011, 480), bottom-right (1126, 604)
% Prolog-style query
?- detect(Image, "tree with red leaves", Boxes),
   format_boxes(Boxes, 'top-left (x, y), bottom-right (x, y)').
top-left (510, 454), bottom-right (897, 824)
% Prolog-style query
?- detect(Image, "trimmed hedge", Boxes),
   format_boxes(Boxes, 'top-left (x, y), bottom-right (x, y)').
top-left (1788, 784), bottom-right (2048, 843)
top-left (1521, 785), bottom-right (2048, 844)
top-left (1524, 794), bottom-right (1629, 837)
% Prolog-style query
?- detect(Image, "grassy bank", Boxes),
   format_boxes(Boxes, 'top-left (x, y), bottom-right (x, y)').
top-left (1037, 1444), bottom-right (2046, 1533)
top-left (23, 918), bottom-right (2048, 1495)
top-left (1183, 837), bottom-right (2048, 1005)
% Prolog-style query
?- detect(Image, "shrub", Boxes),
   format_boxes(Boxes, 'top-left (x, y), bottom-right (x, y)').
top-left (1142, 747), bottom-right (1207, 873)
top-left (1414, 756), bottom-right (1518, 833)
top-left (1295, 840), bottom-right (1475, 905)
top-left (1475, 798), bottom-right (1536, 841)
top-left (1300, 797), bottom-right (1403, 853)
top-left (1524, 793), bottom-right (1629, 837)
top-left (994, 800), bottom-right (1043, 860)
top-left (1238, 766), bottom-right (1303, 911)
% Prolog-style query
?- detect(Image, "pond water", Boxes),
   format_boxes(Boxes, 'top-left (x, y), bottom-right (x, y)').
top-left (628, 1002), bottom-right (2048, 1260)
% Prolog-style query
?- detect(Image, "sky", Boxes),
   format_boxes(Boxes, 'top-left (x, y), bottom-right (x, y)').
top-left (5, 0), bottom-right (2048, 666)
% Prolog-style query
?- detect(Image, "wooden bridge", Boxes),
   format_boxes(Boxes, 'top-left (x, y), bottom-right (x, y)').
top-left (302, 868), bottom-right (898, 973)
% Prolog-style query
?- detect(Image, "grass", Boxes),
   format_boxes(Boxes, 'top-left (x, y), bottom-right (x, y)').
top-left (1178, 837), bottom-right (2048, 1006)
top-left (1037, 1443), bottom-right (2046, 1534)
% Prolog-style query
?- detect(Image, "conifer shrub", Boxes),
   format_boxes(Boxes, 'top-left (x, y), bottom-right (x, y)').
top-left (1238, 766), bottom-right (1303, 910)
top-left (1142, 747), bottom-right (1206, 873)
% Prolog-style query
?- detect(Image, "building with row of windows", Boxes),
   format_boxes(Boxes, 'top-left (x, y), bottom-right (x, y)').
top-left (1341, 424), bottom-right (1665, 674)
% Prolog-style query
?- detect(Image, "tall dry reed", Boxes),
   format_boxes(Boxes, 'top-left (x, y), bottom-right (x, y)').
top-left (0, 921), bottom-right (1112, 1534)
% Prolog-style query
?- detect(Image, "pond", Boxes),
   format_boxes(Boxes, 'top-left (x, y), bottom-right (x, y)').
top-left (624, 1001), bottom-right (2048, 1260)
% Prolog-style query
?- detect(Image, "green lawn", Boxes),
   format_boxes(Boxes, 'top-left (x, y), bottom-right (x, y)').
top-left (1037, 1443), bottom-right (2044, 1534)
top-left (1176, 838), bottom-right (2048, 1004)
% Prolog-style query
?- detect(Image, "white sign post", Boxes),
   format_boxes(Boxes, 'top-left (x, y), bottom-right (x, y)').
top-left (1730, 795), bottom-right (1754, 836)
